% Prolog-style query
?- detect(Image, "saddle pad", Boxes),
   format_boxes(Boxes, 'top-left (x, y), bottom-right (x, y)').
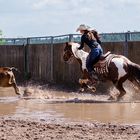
top-left (94, 54), bottom-right (117, 76)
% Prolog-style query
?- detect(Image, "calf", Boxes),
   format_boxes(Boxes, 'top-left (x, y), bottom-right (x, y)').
top-left (0, 67), bottom-right (20, 95)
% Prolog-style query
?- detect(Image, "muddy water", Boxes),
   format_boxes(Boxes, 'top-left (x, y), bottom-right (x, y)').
top-left (0, 87), bottom-right (140, 124)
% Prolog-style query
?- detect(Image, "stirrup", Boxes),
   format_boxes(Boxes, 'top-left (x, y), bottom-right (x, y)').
top-left (89, 71), bottom-right (98, 81)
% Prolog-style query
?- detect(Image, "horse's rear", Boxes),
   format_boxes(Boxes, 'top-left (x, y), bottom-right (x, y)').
top-left (108, 55), bottom-right (140, 85)
top-left (92, 53), bottom-right (140, 100)
top-left (127, 62), bottom-right (140, 88)
top-left (107, 55), bottom-right (140, 100)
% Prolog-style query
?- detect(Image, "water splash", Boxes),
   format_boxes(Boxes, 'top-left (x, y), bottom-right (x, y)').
top-left (19, 84), bottom-right (109, 102)
top-left (108, 81), bottom-right (140, 101)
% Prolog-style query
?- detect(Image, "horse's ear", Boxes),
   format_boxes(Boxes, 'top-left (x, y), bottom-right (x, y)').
top-left (66, 42), bottom-right (69, 46)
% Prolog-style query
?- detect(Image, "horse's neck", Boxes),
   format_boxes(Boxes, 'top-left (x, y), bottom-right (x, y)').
top-left (72, 44), bottom-right (88, 70)
top-left (72, 46), bottom-right (88, 59)
top-left (76, 50), bottom-right (88, 59)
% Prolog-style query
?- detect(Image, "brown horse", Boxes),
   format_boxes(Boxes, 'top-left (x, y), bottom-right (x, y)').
top-left (63, 42), bottom-right (140, 101)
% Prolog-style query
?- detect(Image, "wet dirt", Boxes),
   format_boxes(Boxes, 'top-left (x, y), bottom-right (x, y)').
top-left (0, 84), bottom-right (140, 140)
top-left (0, 118), bottom-right (140, 140)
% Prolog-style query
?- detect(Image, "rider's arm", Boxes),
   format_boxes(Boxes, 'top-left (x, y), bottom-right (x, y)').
top-left (78, 35), bottom-right (85, 50)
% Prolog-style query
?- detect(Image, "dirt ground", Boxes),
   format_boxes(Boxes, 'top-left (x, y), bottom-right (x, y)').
top-left (0, 82), bottom-right (140, 140)
top-left (0, 117), bottom-right (140, 140)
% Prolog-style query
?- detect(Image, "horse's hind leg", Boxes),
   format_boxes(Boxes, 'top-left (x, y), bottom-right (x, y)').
top-left (108, 77), bottom-right (127, 101)
top-left (116, 81), bottom-right (126, 101)
top-left (115, 76), bottom-right (129, 100)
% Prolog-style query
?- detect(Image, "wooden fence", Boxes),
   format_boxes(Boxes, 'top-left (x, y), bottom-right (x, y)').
top-left (0, 42), bottom-right (140, 85)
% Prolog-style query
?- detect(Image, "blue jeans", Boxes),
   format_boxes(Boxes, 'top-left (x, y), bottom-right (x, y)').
top-left (86, 46), bottom-right (103, 72)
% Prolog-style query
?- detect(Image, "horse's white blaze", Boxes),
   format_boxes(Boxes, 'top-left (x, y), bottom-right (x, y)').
top-left (71, 43), bottom-right (88, 70)
top-left (112, 58), bottom-right (127, 80)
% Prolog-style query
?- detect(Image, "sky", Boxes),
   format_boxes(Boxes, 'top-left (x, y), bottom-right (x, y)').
top-left (0, 0), bottom-right (140, 37)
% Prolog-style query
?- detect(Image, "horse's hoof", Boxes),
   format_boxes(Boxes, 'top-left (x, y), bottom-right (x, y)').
top-left (116, 97), bottom-right (123, 101)
top-left (79, 88), bottom-right (85, 92)
top-left (23, 88), bottom-right (33, 96)
top-left (108, 96), bottom-right (115, 100)
top-left (16, 92), bottom-right (21, 95)
top-left (91, 87), bottom-right (96, 93)
top-left (87, 85), bottom-right (96, 93)
top-left (17, 94), bottom-right (22, 98)
top-left (16, 92), bottom-right (22, 97)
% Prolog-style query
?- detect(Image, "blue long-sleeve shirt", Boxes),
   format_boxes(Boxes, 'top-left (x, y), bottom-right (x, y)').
top-left (78, 33), bottom-right (99, 50)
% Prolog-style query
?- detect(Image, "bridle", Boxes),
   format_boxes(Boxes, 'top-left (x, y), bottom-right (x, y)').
top-left (63, 49), bottom-right (75, 64)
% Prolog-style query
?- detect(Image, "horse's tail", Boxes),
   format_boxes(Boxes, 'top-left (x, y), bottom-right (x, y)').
top-left (129, 62), bottom-right (140, 85)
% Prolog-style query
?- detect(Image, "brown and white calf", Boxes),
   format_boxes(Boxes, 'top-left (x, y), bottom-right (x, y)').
top-left (0, 67), bottom-right (20, 95)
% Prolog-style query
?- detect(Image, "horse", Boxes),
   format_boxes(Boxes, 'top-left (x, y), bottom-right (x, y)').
top-left (63, 42), bottom-right (140, 101)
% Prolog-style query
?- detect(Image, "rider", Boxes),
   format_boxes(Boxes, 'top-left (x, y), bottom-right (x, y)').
top-left (76, 24), bottom-right (103, 77)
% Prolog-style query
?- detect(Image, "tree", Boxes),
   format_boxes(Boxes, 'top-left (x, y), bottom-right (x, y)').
top-left (0, 30), bottom-right (2, 36)
top-left (0, 30), bottom-right (5, 45)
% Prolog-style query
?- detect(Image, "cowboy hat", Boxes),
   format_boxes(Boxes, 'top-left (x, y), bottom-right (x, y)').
top-left (76, 24), bottom-right (91, 32)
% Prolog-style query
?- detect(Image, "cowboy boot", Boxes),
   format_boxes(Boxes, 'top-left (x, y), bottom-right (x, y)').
top-left (89, 71), bottom-right (98, 80)
top-left (89, 71), bottom-right (98, 84)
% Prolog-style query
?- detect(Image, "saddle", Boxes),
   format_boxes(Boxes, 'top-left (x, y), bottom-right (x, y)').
top-left (100, 51), bottom-right (111, 60)
top-left (93, 51), bottom-right (116, 76)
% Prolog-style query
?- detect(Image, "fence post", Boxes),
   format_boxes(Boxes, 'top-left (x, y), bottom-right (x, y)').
top-left (50, 36), bottom-right (54, 82)
top-left (124, 32), bottom-right (129, 57)
top-left (24, 38), bottom-right (30, 80)
top-left (69, 34), bottom-right (73, 42)
top-left (13, 39), bottom-right (15, 45)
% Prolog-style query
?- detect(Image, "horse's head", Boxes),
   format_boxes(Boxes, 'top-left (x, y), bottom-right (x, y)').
top-left (63, 42), bottom-right (73, 61)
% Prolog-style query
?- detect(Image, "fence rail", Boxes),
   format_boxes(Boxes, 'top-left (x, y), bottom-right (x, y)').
top-left (0, 42), bottom-right (140, 84)
top-left (1, 32), bottom-right (140, 45)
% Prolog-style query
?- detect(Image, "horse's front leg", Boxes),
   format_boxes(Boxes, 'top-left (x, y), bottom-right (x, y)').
top-left (78, 67), bottom-right (97, 93)
top-left (77, 69), bottom-right (88, 92)
top-left (79, 69), bottom-right (97, 93)
top-left (78, 78), bottom-right (88, 92)
top-left (79, 78), bottom-right (96, 92)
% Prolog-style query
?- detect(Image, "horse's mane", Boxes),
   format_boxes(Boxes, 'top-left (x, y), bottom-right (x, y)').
top-left (69, 42), bottom-right (80, 49)
top-left (70, 42), bottom-right (89, 56)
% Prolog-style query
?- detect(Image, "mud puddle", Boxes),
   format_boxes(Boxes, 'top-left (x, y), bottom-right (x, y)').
top-left (0, 86), bottom-right (140, 124)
